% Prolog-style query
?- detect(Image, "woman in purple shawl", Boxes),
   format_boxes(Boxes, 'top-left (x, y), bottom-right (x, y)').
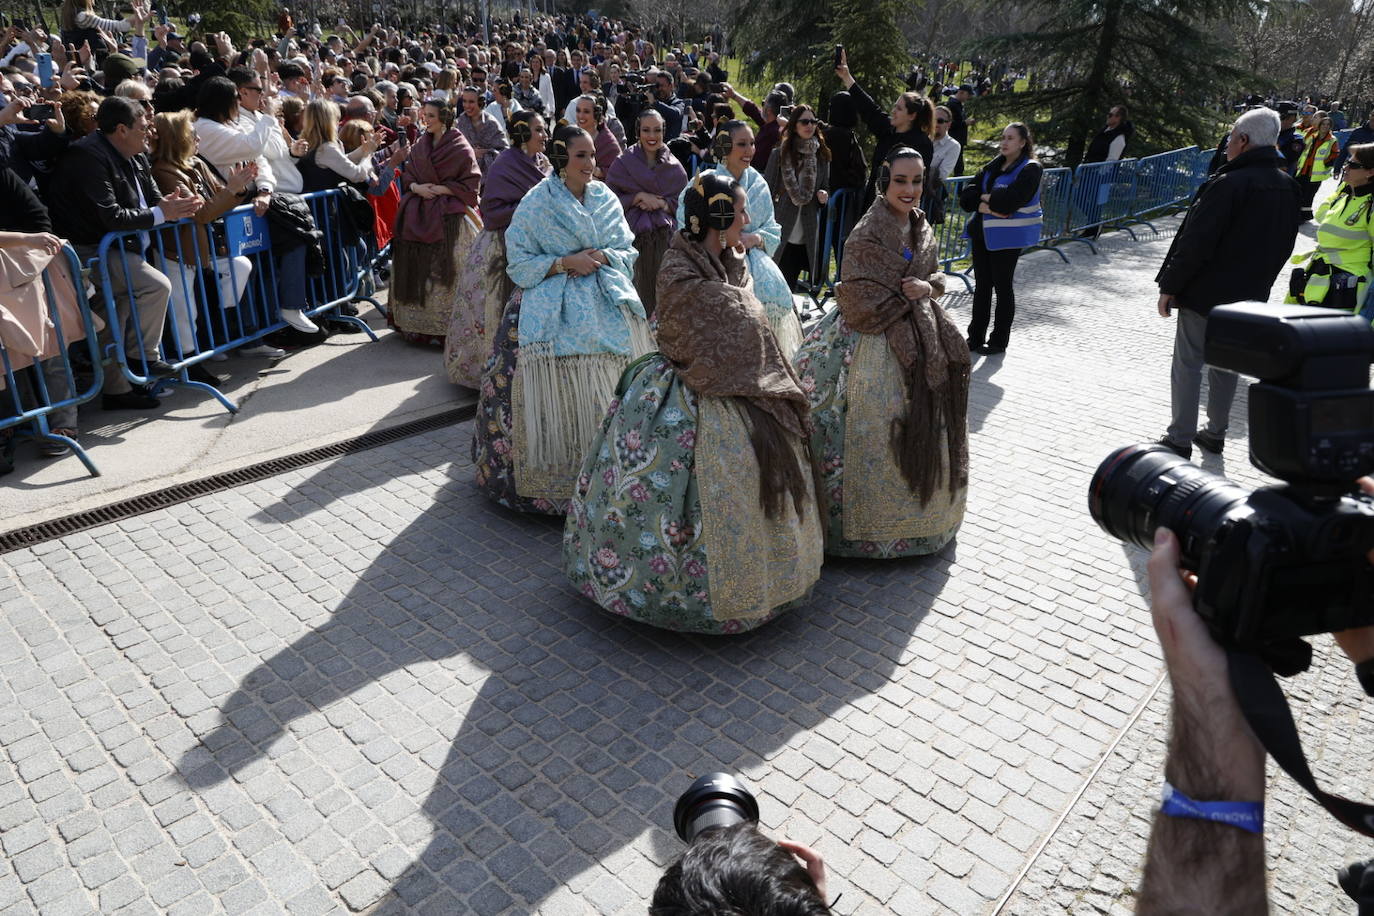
top-left (447, 111), bottom-right (551, 386)
top-left (573, 93), bottom-right (622, 180)
top-left (390, 98), bottom-right (482, 347)
top-left (605, 109), bottom-right (689, 314)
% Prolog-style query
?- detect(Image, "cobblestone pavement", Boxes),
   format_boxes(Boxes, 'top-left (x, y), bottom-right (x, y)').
top-left (3, 216), bottom-right (1367, 915)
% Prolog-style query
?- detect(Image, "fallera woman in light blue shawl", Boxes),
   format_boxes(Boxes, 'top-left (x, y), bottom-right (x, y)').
top-left (677, 120), bottom-right (805, 356)
top-left (472, 125), bottom-right (654, 514)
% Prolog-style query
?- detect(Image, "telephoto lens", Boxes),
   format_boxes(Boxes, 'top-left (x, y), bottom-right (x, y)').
top-left (672, 773), bottom-right (760, 843)
top-left (1088, 444), bottom-right (1251, 564)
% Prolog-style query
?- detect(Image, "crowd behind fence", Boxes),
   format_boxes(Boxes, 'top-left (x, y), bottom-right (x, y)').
top-left (0, 132), bottom-right (1362, 479)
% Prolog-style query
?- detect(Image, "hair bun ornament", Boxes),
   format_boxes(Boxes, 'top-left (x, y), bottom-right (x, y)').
top-left (689, 214), bottom-right (701, 234)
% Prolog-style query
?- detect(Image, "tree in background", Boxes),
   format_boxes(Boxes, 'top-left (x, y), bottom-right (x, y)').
top-left (968, 0), bottom-right (1255, 167)
top-left (732, 0), bottom-right (908, 142)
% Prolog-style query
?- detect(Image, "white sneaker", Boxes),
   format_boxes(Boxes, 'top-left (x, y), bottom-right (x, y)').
top-left (280, 309), bottom-right (320, 333)
top-left (238, 343), bottom-right (286, 359)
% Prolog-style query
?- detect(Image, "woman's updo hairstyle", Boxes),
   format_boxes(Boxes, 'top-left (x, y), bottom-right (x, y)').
top-left (878, 146), bottom-right (924, 192)
top-left (423, 97), bottom-right (455, 130)
top-left (548, 123), bottom-right (591, 175)
top-left (509, 108), bottom-right (540, 148)
top-left (711, 119), bottom-right (748, 163)
top-left (681, 171), bottom-right (739, 240)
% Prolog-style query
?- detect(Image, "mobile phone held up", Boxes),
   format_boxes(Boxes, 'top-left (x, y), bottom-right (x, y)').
top-left (26, 103), bottom-right (55, 122)
top-left (833, 45), bottom-right (844, 68)
top-left (36, 52), bottom-right (53, 88)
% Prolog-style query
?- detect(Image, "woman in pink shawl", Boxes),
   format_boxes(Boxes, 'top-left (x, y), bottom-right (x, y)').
top-left (446, 111), bottom-right (551, 387)
top-left (605, 109), bottom-right (688, 315)
top-left (389, 98), bottom-right (482, 347)
top-left (573, 93), bottom-right (622, 180)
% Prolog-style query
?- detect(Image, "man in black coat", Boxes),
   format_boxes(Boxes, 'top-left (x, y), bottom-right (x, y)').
top-left (49, 97), bottom-right (202, 408)
top-left (1154, 107), bottom-right (1301, 458)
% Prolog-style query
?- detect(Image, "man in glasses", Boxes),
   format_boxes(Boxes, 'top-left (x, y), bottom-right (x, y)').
top-left (931, 104), bottom-right (960, 183)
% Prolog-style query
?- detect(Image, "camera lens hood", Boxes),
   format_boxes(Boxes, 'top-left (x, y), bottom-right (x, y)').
top-left (672, 772), bottom-right (759, 843)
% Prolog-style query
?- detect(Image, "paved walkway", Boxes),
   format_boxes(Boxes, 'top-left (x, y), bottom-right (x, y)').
top-left (2, 216), bottom-right (1370, 915)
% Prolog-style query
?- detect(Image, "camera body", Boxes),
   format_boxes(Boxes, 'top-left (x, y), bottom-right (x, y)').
top-left (1091, 304), bottom-right (1374, 657)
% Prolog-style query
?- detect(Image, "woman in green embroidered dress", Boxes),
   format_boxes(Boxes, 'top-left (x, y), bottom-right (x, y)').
top-left (563, 172), bottom-right (824, 633)
top-left (794, 147), bottom-right (970, 558)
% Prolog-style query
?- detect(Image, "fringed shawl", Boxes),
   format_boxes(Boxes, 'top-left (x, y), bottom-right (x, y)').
top-left (392, 128), bottom-right (481, 302)
top-left (657, 232), bottom-right (813, 518)
top-left (505, 175), bottom-right (646, 357)
top-left (605, 143), bottom-right (689, 235)
top-left (836, 197), bottom-right (970, 503)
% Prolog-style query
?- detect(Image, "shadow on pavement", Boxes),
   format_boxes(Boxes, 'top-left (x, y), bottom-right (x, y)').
top-left (177, 434), bottom-right (953, 912)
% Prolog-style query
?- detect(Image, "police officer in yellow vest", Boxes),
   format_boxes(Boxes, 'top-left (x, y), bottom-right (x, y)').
top-left (1295, 115), bottom-right (1340, 220)
top-left (1287, 142), bottom-right (1374, 314)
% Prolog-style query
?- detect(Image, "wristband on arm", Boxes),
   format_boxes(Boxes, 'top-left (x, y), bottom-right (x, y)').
top-left (1160, 781), bottom-right (1264, 834)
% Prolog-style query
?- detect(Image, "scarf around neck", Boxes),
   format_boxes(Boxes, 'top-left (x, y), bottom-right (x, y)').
top-left (480, 147), bottom-right (551, 231)
top-left (781, 137), bottom-right (819, 207)
top-left (836, 197), bottom-right (970, 503)
top-left (656, 232), bottom-right (815, 518)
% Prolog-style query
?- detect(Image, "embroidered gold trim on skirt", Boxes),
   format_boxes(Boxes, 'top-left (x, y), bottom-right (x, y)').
top-left (696, 397), bottom-right (823, 620)
top-left (843, 333), bottom-right (966, 541)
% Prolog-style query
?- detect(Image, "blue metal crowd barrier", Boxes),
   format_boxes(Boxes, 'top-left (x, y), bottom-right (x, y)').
top-left (1027, 166), bottom-right (1074, 263)
top-left (802, 187), bottom-right (858, 305)
top-left (0, 245), bottom-right (104, 477)
top-left (94, 188), bottom-right (378, 415)
top-left (935, 176), bottom-right (975, 292)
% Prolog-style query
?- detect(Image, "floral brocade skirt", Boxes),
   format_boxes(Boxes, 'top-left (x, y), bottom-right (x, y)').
top-left (563, 355), bottom-right (823, 634)
top-left (388, 217), bottom-right (478, 347)
top-left (794, 308), bottom-right (966, 558)
top-left (445, 227), bottom-right (511, 388)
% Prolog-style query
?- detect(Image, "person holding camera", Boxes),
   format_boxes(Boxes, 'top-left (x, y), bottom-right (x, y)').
top-left (833, 50), bottom-right (934, 211)
top-left (1137, 509), bottom-right (1374, 913)
top-left (564, 171), bottom-right (822, 632)
top-left (605, 108), bottom-right (688, 314)
top-left (1285, 142), bottom-right (1373, 314)
top-left (1154, 107), bottom-right (1300, 459)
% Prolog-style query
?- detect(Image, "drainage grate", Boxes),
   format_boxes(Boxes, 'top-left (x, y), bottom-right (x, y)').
top-left (0, 405), bottom-right (476, 554)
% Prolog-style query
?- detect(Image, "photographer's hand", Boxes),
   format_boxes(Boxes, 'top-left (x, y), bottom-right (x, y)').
top-left (1137, 527), bottom-right (1267, 915)
top-left (776, 840), bottom-right (827, 902)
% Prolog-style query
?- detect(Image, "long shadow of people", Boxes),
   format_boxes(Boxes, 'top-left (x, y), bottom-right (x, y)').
top-left (178, 428), bottom-right (952, 912)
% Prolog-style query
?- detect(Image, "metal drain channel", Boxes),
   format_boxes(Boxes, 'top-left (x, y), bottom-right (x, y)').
top-left (1, 405), bottom-right (476, 554)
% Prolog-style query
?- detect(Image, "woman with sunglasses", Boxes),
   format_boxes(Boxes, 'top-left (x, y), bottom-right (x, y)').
top-left (447, 110), bottom-right (551, 386)
top-left (763, 104), bottom-right (831, 294)
top-left (1285, 142), bottom-right (1374, 314)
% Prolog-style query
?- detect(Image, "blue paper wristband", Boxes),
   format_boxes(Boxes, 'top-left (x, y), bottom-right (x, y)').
top-left (1160, 781), bottom-right (1264, 834)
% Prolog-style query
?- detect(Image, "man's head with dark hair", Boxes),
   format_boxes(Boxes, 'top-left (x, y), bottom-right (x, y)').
top-left (225, 66), bottom-right (257, 88)
top-left (278, 61), bottom-right (307, 82)
top-left (188, 48), bottom-right (215, 73)
top-left (195, 76), bottom-right (239, 124)
top-left (650, 824), bottom-right (829, 916)
top-left (96, 95), bottom-right (142, 135)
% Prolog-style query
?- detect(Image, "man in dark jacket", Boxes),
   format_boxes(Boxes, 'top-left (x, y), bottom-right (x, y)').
top-left (49, 97), bottom-right (201, 408)
top-left (1083, 105), bottom-right (1133, 163)
top-left (1154, 107), bottom-right (1300, 459)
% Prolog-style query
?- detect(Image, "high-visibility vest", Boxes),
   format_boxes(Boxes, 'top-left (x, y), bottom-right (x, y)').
top-left (980, 156), bottom-right (1042, 250)
top-left (1286, 186), bottom-right (1374, 311)
top-left (1297, 133), bottom-right (1339, 182)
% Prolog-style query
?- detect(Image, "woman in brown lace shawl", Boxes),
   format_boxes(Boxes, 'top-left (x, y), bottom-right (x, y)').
top-left (793, 147), bottom-right (971, 558)
top-left (563, 172), bottom-right (823, 634)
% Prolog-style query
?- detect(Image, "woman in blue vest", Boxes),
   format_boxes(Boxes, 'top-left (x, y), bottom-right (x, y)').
top-left (958, 123), bottom-right (1043, 355)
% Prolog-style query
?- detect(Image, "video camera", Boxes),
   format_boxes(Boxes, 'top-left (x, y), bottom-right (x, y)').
top-left (1090, 303), bottom-right (1374, 672)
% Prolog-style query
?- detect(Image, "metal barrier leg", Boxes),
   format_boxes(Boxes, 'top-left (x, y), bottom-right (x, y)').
top-left (151, 371), bottom-right (240, 413)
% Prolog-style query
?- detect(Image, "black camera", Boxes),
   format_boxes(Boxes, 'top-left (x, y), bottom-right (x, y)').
top-left (672, 772), bottom-right (758, 843)
top-left (1090, 304), bottom-right (1374, 664)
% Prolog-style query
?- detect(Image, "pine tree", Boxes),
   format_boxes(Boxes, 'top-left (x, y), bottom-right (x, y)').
top-left (732, 0), bottom-right (910, 121)
top-left (969, 0), bottom-right (1257, 167)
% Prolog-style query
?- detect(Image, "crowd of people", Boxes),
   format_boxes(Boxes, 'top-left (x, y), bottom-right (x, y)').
top-left (3, 7), bottom-right (1374, 907)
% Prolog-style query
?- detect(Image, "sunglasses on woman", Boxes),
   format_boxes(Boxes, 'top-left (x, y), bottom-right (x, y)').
top-left (794, 118), bottom-right (817, 126)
